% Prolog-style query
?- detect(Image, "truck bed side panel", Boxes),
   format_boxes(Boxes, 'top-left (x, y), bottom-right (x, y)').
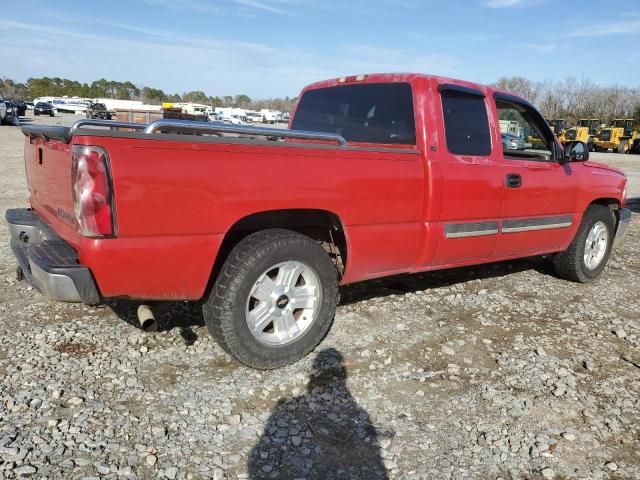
top-left (69, 135), bottom-right (425, 297)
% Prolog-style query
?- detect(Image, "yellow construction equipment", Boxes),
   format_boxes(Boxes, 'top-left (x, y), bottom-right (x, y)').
top-left (528, 118), bottom-right (563, 149)
top-left (562, 119), bottom-right (600, 151)
top-left (593, 119), bottom-right (635, 153)
top-left (548, 119), bottom-right (567, 143)
top-left (631, 130), bottom-right (640, 154)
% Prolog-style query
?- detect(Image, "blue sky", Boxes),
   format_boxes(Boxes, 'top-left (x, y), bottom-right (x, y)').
top-left (2, 0), bottom-right (640, 98)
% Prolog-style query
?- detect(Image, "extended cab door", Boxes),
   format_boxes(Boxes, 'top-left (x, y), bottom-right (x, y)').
top-left (429, 83), bottom-right (503, 266)
top-left (491, 93), bottom-right (579, 257)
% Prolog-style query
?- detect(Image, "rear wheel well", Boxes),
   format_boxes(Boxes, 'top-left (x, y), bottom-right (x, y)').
top-left (207, 209), bottom-right (347, 293)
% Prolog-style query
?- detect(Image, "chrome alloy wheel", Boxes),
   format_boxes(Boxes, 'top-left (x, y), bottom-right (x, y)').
top-left (584, 221), bottom-right (609, 270)
top-left (245, 261), bottom-right (322, 346)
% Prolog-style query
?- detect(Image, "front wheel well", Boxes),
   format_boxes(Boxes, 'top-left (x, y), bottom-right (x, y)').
top-left (207, 209), bottom-right (348, 295)
top-left (589, 198), bottom-right (620, 212)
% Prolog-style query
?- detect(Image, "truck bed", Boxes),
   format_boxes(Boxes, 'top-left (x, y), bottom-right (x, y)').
top-left (19, 119), bottom-right (426, 300)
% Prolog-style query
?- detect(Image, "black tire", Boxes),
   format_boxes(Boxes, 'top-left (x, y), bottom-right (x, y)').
top-left (617, 140), bottom-right (628, 154)
top-left (203, 229), bottom-right (339, 369)
top-left (552, 204), bottom-right (615, 283)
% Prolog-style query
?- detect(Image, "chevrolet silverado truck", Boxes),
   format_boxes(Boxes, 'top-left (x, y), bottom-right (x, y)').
top-left (6, 73), bottom-right (631, 369)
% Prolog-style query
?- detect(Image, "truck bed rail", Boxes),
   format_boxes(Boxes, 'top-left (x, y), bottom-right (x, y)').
top-left (22, 119), bottom-right (348, 147)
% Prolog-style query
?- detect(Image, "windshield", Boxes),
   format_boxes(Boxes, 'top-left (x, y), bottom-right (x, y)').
top-left (292, 82), bottom-right (416, 145)
top-left (36, 102), bottom-right (49, 107)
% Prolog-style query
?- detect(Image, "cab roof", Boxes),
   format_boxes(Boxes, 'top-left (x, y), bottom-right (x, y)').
top-left (300, 72), bottom-right (529, 105)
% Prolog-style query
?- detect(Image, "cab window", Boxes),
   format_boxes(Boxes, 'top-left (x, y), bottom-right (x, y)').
top-left (292, 83), bottom-right (416, 145)
top-left (496, 99), bottom-right (553, 161)
top-left (441, 90), bottom-right (491, 156)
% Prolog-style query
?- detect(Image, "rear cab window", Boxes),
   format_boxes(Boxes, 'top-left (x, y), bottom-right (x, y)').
top-left (291, 83), bottom-right (416, 146)
top-left (440, 86), bottom-right (492, 156)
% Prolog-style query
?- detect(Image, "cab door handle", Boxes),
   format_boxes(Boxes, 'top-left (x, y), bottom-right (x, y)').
top-left (505, 173), bottom-right (522, 188)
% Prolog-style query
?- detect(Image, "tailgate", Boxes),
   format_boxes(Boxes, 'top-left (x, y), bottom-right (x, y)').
top-left (23, 129), bottom-right (79, 247)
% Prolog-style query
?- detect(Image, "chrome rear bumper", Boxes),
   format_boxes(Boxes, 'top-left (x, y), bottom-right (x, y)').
top-left (5, 208), bottom-right (100, 304)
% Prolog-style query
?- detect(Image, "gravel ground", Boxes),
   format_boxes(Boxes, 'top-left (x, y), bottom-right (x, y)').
top-left (1, 113), bottom-right (639, 480)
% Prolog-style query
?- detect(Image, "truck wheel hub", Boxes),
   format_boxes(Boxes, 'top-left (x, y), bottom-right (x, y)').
top-left (245, 260), bottom-right (322, 346)
top-left (583, 221), bottom-right (608, 270)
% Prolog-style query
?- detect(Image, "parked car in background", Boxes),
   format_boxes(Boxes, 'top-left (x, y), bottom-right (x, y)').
top-left (7, 73), bottom-right (630, 370)
top-left (260, 109), bottom-right (283, 124)
top-left (0, 97), bottom-right (6, 125)
top-left (207, 111), bottom-right (222, 122)
top-left (246, 111), bottom-right (263, 123)
top-left (86, 102), bottom-right (112, 120)
top-left (501, 132), bottom-right (532, 150)
top-left (3, 100), bottom-right (17, 123)
top-left (11, 100), bottom-right (28, 117)
top-left (225, 115), bottom-right (253, 126)
top-left (34, 102), bottom-right (55, 116)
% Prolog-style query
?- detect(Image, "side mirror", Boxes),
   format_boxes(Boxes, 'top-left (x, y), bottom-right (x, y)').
top-left (562, 140), bottom-right (589, 163)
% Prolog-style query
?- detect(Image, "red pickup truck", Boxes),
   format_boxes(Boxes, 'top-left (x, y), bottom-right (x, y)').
top-left (7, 73), bottom-right (630, 369)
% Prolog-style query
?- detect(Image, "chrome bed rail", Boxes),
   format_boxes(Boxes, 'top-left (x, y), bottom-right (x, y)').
top-left (55, 119), bottom-right (348, 146)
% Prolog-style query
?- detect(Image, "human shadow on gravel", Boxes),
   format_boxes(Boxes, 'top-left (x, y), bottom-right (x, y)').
top-left (248, 348), bottom-right (390, 480)
top-left (339, 256), bottom-right (552, 306)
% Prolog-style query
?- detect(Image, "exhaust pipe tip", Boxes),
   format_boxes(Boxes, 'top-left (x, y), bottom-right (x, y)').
top-left (137, 304), bottom-right (158, 332)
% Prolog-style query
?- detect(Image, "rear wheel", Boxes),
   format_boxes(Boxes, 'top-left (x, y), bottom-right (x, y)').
top-left (617, 140), bottom-right (629, 154)
top-left (552, 205), bottom-right (615, 283)
top-left (203, 229), bottom-right (339, 369)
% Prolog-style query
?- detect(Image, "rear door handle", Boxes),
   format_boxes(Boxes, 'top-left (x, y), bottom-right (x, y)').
top-left (505, 173), bottom-right (522, 188)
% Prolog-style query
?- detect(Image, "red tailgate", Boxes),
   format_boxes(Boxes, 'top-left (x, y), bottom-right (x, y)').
top-left (24, 136), bottom-right (80, 247)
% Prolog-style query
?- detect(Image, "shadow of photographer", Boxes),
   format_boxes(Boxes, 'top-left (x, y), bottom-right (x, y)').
top-left (248, 348), bottom-right (391, 479)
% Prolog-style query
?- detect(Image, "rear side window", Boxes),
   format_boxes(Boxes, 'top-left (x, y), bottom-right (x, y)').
top-left (291, 83), bottom-right (416, 145)
top-left (441, 90), bottom-right (491, 156)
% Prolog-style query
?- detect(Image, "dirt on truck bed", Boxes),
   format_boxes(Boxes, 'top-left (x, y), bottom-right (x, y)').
top-left (1, 114), bottom-right (639, 480)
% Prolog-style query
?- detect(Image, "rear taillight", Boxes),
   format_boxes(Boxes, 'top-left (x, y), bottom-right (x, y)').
top-left (71, 146), bottom-right (115, 237)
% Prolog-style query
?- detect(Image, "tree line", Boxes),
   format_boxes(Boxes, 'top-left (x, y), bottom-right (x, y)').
top-left (0, 77), bottom-right (297, 111)
top-left (493, 76), bottom-right (640, 125)
top-left (3, 75), bottom-right (640, 123)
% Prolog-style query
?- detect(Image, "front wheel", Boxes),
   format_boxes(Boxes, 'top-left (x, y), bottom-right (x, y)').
top-left (552, 205), bottom-right (615, 283)
top-left (203, 229), bottom-right (339, 369)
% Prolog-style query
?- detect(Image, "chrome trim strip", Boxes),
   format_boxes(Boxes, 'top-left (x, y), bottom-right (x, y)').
top-left (502, 215), bottom-right (573, 233)
top-left (445, 221), bottom-right (499, 239)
